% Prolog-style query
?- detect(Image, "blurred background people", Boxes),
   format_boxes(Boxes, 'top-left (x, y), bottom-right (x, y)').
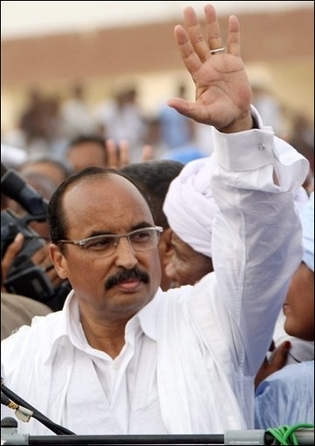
top-left (1, 143), bottom-right (27, 169)
top-left (18, 155), bottom-right (74, 186)
top-left (251, 79), bottom-right (287, 138)
top-left (59, 81), bottom-right (98, 142)
top-left (157, 83), bottom-right (208, 164)
top-left (158, 83), bottom-right (195, 151)
top-left (65, 134), bottom-right (108, 172)
top-left (93, 85), bottom-right (148, 163)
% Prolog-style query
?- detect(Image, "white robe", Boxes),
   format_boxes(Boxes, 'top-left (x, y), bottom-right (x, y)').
top-left (1, 109), bottom-right (309, 435)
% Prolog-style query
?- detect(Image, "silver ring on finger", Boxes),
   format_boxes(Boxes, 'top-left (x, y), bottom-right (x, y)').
top-left (210, 47), bottom-right (225, 55)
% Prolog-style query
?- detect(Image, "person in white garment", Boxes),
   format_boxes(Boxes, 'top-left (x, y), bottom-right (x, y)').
top-left (1, 3), bottom-right (309, 436)
top-left (255, 192), bottom-right (314, 427)
top-left (162, 158), bottom-right (313, 379)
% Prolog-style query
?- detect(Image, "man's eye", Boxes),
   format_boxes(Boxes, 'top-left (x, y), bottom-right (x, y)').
top-left (85, 237), bottom-right (112, 250)
top-left (130, 231), bottom-right (153, 245)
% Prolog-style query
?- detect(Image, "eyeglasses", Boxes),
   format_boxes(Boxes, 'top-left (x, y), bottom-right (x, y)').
top-left (57, 226), bottom-right (163, 257)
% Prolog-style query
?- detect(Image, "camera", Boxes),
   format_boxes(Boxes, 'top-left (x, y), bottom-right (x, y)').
top-left (1, 162), bottom-right (71, 310)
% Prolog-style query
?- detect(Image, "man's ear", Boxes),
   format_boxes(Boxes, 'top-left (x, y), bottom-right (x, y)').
top-left (49, 244), bottom-right (68, 279)
top-left (158, 227), bottom-right (174, 268)
top-left (158, 227), bottom-right (175, 291)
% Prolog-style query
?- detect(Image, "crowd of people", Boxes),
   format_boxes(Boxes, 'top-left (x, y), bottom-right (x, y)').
top-left (2, 39), bottom-right (314, 173)
top-left (2, 79), bottom-right (211, 167)
top-left (1, 2), bottom-right (314, 441)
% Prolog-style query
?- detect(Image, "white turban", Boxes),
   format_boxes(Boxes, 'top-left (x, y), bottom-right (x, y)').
top-left (299, 191), bottom-right (314, 272)
top-left (163, 157), bottom-right (219, 258)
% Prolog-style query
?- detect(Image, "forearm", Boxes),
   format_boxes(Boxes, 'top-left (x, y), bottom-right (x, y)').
top-left (210, 111), bottom-right (309, 375)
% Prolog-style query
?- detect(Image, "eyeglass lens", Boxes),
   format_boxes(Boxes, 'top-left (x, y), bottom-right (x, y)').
top-left (83, 228), bottom-right (160, 255)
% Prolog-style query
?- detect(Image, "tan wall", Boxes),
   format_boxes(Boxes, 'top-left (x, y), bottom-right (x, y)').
top-left (1, 7), bottom-right (314, 132)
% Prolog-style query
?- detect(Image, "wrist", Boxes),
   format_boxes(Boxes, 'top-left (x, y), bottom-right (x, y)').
top-left (220, 112), bottom-right (253, 134)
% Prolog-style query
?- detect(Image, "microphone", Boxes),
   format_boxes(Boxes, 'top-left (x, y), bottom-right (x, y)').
top-left (1, 391), bottom-right (12, 407)
top-left (1, 162), bottom-right (48, 218)
top-left (1, 377), bottom-right (75, 435)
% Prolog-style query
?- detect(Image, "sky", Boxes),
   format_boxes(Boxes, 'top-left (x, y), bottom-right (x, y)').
top-left (1, 1), bottom-right (314, 39)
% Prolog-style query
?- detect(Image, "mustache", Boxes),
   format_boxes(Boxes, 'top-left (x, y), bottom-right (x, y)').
top-left (105, 267), bottom-right (150, 290)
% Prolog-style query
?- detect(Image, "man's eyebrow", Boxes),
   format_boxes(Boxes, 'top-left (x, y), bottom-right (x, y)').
top-left (132, 221), bottom-right (155, 231)
top-left (86, 222), bottom-right (154, 238)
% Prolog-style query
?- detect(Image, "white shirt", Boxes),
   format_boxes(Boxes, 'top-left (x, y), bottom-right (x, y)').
top-left (1, 109), bottom-right (309, 436)
top-left (62, 298), bottom-right (166, 433)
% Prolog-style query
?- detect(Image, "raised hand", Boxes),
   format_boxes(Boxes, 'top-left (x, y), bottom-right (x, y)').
top-left (168, 4), bottom-right (253, 133)
top-left (106, 139), bottom-right (153, 169)
top-left (254, 341), bottom-right (291, 389)
top-left (1, 233), bottom-right (24, 290)
top-left (31, 244), bottom-right (63, 288)
top-left (106, 139), bottom-right (130, 169)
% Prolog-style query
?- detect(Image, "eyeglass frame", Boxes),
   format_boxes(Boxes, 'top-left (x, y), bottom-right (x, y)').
top-left (57, 226), bottom-right (163, 256)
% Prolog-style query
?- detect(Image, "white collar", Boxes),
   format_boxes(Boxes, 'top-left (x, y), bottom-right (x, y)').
top-left (44, 288), bottom-right (164, 362)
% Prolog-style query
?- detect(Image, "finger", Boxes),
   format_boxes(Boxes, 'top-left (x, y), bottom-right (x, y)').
top-left (204, 4), bottom-right (224, 52)
top-left (174, 23), bottom-right (203, 75)
top-left (140, 145), bottom-right (153, 162)
top-left (31, 244), bottom-right (50, 265)
top-left (106, 139), bottom-right (119, 169)
top-left (46, 267), bottom-right (60, 284)
top-left (269, 341), bottom-right (291, 369)
top-left (183, 6), bottom-right (211, 62)
top-left (42, 264), bottom-right (58, 286)
top-left (167, 97), bottom-right (209, 124)
top-left (254, 358), bottom-right (269, 388)
top-left (227, 15), bottom-right (241, 57)
top-left (1, 233), bottom-right (24, 279)
top-left (4, 233), bottom-right (24, 258)
top-left (117, 140), bottom-right (130, 168)
top-left (44, 264), bottom-right (55, 273)
top-left (269, 339), bottom-right (276, 352)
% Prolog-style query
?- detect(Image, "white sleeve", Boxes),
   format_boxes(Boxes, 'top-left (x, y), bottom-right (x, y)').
top-left (209, 106), bottom-right (309, 376)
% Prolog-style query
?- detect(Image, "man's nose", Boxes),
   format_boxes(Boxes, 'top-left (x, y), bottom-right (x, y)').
top-left (113, 236), bottom-right (138, 268)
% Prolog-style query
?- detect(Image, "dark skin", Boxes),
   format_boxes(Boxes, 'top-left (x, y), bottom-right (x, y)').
top-left (284, 262), bottom-right (314, 341)
top-left (157, 227), bottom-right (176, 291)
top-left (50, 3), bottom-right (254, 359)
top-left (1, 233), bottom-right (61, 291)
top-left (255, 262), bottom-right (314, 388)
top-left (165, 232), bottom-right (213, 287)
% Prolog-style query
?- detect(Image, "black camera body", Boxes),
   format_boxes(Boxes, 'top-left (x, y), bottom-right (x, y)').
top-left (1, 209), bottom-right (57, 301)
top-left (1, 208), bottom-right (46, 264)
top-left (1, 163), bottom-right (71, 310)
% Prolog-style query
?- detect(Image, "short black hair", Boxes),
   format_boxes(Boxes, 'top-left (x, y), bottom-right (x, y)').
top-left (48, 166), bottom-right (151, 249)
top-left (67, 134), bottom-right (106, 151)
top-left (20, 155), bottom-right (74, 180)
top-left (120, 160), bottom-right (184, 229)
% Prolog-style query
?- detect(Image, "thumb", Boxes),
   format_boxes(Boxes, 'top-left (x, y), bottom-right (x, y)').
top-left (269, 341), bottom-right (291, 369)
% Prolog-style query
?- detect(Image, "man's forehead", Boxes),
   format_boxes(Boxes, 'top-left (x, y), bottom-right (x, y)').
top-left (68, 172), bottom-right (135, 191)
top-left (64, 172), bottom-right (147, 206)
